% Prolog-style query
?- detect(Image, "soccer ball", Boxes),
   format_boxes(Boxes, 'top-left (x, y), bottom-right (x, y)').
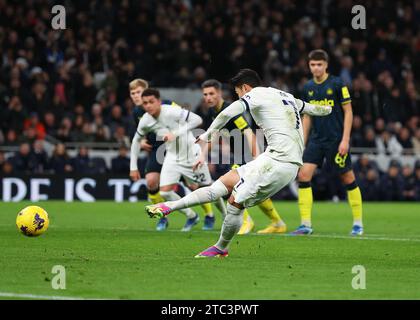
top-left (16, 206), bottom-right (49, 237)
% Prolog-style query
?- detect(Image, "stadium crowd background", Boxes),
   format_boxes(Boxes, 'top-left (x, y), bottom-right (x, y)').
top-left (0, 0), bottom-right (419, 201)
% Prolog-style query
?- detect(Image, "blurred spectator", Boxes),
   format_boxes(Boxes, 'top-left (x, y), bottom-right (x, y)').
top-left (374, 118), bottom-right (386, 136)
top-left (72, 146), bottom-right (91, 174)
top-left (397, 127), bottom-right (414, 152)
top-left (339, 56), bottom-right (353, 88)
top-left (353, 154), bottom-right (379, 180)
top-left (4, 129), bottom-right (19, 146)
top-left (359, 169), bottom-right (381, 201)
top-left (72, 122), bottom-right (95, 143)
top-left (43, 112), bottom-right (58, 137)
top-left (31, 140), bottom-right (49, 173)
top-left (111, 146), bottom-right (130, 174)
top-left (351, 115), bottom-right (364, 148)
top-left (49, 143), bottom-right (73, 173)
top-left (1, 161), bottom-right (14, 175)
top-left (56, 117), bottom-right (73, 142)
top-left (94, 126), bottom-right (110, 143)
top-left (401, 165), bottom-right (416, 201)
top-left (380, 160), bottom-right (405, 201)
top-left (411, 128), bottom-right (420, 155)
top-left (359, 127), bottom-right (377, 150)
top-left (376, 131), bottom-right (403, 156)
top-left (107, 105), bottom-right (130, 133)
top-left (112, 126), bottom-right (130, 146)
top-left (11, 143), bottom-right (33, 173)
top-left (23, 112), bottom-right (46, 140)
top-left (29, 82), bottom-right (51, 115)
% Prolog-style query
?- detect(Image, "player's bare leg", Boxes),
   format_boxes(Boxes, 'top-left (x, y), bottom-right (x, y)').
top-left (146, 172), bottom-right (163, 204)
top-left (291, 163), bottom-right (317, 235)
top-left (340, 170), bottom-right (364, 235)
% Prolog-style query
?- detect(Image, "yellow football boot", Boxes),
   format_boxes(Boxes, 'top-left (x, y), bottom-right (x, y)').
top-left (257, 223), bottom-right (287, 234)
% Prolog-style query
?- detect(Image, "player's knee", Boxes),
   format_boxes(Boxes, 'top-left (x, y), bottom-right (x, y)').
top-left (146, 179), bottom-right (159, 190)
top-left (297, 170), bottom-right (311, 182)
top-left (228, 195), bottom-right (243, 209)
top-left (340, 171), bottom-right (355, 185)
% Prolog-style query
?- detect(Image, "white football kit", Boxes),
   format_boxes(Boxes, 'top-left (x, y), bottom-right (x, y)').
top-left (200, 87), bottom-right (332, 207)
top-left (130, 104), bottom-right (212, 187)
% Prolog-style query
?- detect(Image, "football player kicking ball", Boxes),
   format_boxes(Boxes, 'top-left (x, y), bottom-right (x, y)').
top-left (129, 79), bottom-right (221, 231)
top-left (130, 88), bottom-right (227, 232)
top-left (201, 79), bottom-right (287, 235)
top-left (291, 50), bottom-right (364, 236)
top-left (146, 69), bottom-right (331, 257)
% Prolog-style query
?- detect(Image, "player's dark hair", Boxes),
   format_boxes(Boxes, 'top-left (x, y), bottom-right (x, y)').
top-left (308, 49), bottom-right (329, 62)
top-left (201, 79), bottom-right (222, 90)
top-left (230, 69), bottom-right (262, 88)
top-left (141, 88), bottom-right (161, 99)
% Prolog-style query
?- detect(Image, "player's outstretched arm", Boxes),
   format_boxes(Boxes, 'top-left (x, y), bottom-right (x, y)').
top-left (296, 98), bottom-right (332, 116)
top-left (198, 100), bottom-right (246, 142)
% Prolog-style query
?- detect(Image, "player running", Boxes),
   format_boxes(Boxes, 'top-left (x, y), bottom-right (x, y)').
top-left (129, 79), bottom-right (221, 231)
top-left (290, 50), bottom-right (364, 236)
top-left (145, 69), bottom-right (331, 257)
top-left (201, 79), bottom-right (287, 234)
top-left (130, 88), bottom-right (226, 232)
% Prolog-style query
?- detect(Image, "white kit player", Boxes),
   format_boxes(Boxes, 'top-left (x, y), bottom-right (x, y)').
top-left (130, 88), bottom-right (227, 231)
top-left (146, 69), bottom-right (332, 257)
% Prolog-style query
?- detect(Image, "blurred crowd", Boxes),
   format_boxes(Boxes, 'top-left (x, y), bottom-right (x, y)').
top-left (0, 0), bottom-right (419, 200)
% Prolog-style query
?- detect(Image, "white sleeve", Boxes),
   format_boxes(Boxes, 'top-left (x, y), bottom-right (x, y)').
top-left (130, 120), bottom-right (146, 171)
top-left (199, 100), bottom-right (246, 142)
top-left (296, 98), bottom-right (332, 116)
top-left (172, 109), bottom-right (203, 137)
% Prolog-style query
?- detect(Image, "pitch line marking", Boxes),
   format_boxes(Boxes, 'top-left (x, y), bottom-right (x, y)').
top-left (0, 291), bottom-right (105, 300)
top-left (2, 224), bottom-right (420, 242)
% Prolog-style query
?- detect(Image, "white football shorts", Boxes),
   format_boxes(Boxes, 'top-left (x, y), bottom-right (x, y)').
top-left (232, 152), bottom-right (299, 207)
top-left (160, 159), bottom-right (212, 187)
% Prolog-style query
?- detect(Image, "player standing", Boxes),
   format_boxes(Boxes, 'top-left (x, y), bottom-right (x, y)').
top-left (290, 50), bottom-right (364, 236)
top-left (201, 79), bottom-right (287, 234)
top-left (145, 69), bottom-right (331, 257)
top-left (130, 88), bottom-right (226, 231)
top-left (129, 79), bottom-right (220, 231)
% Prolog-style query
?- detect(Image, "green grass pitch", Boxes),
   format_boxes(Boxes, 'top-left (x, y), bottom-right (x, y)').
top-left (1, 200), bottom-right (419, 300)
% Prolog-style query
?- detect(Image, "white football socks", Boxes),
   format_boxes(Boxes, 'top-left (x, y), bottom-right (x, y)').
top-left (215, 203), bottom-right (244, 250)
top-left (164, 180), bottom-right (228, 212)
top-left (214, 197), bottom-right (227, 221)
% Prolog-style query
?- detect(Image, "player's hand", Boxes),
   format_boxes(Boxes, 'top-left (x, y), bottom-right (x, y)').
top-left (193, 154), bottom-right (205, 172)
top-left (130, 170), bottom-right (141, 181)
top-left (196, 131), bottom-right (210, 143)
top-left (338, 139), bottom-right (349, 156)
top-left (163, 132), bottom-right (175, 142)
top-left (140, 139), bottom-right (152, 152)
